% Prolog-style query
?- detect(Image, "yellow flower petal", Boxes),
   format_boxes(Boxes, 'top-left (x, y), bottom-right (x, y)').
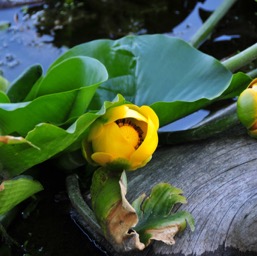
top-left (92, 122), bottom-right (135, 159)
top-left (139, 105), bottom-right (159, 129)
top-left (129, 117), bottom-right (158, 170)
top-left (91, 152), bottom-right (114, 166)
top-left (88, 120), bottom-right (103, 141)
top-left (82, 102), bottom-right (159, 171)
top-left (103, 105), bottom-right (147, 124)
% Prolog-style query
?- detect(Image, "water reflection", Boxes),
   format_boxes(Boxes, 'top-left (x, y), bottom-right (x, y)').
top-left (0, 0), bottom-right (221, 82)
top-left (30, 0), bottom-right (200, 48)
top-left (199, 0), bottom-right (257, 59)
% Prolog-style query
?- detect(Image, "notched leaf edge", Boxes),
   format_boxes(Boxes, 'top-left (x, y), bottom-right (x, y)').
top-left (102, 175), bottom-right (194, 252)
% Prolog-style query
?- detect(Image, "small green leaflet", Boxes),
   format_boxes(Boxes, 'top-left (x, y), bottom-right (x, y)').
top-left (0, 176), bottom-right (43, 215)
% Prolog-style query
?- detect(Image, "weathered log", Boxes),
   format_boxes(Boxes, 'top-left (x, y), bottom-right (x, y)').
top-left (70, 117), bottom-right (257, 256)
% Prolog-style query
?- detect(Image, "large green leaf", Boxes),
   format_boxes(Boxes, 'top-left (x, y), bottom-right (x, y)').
top-left (0, 95), bottom-right (127, 177)
top-left (0, 176), bottom-right (43, 215)
top-left (50, 34), bottom-right (250, 126)
top-left (0, 56), bottom-right (108, 136)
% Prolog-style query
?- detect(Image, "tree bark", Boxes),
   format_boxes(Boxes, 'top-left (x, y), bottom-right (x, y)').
top-left (73, 122), bottom-right (257, 256)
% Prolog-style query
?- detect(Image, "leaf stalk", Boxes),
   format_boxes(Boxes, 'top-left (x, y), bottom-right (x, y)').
top-left (190, 0), bottom-right (238, 48)
top-left (222, 43), bottom-right (257, 72)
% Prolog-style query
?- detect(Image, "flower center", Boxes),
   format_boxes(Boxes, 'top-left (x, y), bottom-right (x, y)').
top-left (116, 119), bottom-right (143, 149)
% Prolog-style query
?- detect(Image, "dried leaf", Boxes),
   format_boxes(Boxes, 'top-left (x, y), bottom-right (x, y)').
top-left (132, 183), bottom-right (195, 246)
top-left (90, 168), bottom-right (145, 252)
top-left (91, 170), bottom-right (194, 252)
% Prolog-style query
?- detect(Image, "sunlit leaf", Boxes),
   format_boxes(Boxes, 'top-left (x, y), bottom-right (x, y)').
top-left (0, 56), bottom-right (108, 136)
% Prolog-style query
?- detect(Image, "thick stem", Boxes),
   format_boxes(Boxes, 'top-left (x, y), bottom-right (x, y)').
top-left (158, 102), bottom-right (239, 145)
top-left (248, 68), bottom-right (257, 79)
top-left (190, 0), bottom-right (238, 48)
top-left (222, 43), bottom-right (257, 72)
top-left (189, 0), bottom-right (257, 73)
top-left (66, 174), bottom-right (102, 235)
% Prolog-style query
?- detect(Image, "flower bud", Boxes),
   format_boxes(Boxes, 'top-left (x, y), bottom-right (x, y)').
top-left (237, 78), bottom-right (257, 137)
top-left (82, 104), bottom-right (159, 171)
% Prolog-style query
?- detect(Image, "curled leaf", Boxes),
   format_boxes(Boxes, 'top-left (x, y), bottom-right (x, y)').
top-left (132, 183), bottom-right (195, 246)
top-left (90, 169), bottom-right (194, 252)
top-left (90, 167), bottom-right (145, 252)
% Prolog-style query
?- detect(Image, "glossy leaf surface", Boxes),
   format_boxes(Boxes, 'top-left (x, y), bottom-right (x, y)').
top-left (51, 34), bottom-right (250, 126)
top-left (0, 95), bottom-right (127, 177)
top-left (0, 56), bottom-right (108, 136)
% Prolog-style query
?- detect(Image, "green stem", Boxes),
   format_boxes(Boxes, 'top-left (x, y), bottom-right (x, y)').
top-left (189, 0), bottom-right (257, 73)
top-left (190, 0), bottom-right (238, 48)
top-left (247, 68), bottom-right (257, 79)
top-left (66, 174), bottom-right (102, 235)
top-left (222, 43), bottom-right (257, 72)
top-left (158, 102), bottom-right (238, 145)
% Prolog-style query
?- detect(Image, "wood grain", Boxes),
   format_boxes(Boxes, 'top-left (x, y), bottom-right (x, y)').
top-left (74, 123), bottom-right (257, 255)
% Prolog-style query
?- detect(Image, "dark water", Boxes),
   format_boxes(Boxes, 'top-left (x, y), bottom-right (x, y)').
top-left (0, 0), bottom-right (257, 255)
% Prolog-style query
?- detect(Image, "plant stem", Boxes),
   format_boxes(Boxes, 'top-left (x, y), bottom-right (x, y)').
top-left (247, 68), bottom-right (257, 79)
top-left (222, 43), bottom-right (257, 72)
top-left (189, 0), bottom-right (257, 73)
top-left (158, 102), bottom-right (238, 145)
top-left (190, 0), bottom-right (238, 48)
top-left (66, 174), bottom-right (102, 235)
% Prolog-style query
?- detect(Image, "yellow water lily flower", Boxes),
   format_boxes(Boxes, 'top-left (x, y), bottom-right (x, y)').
top-left (82, 104), bottom-right (159, 171)
top-left (237, 78), bottom-right (257, 137)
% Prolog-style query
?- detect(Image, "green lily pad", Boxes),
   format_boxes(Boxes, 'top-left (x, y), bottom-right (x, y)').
top-left (50, 34), bottom-right (250, 127)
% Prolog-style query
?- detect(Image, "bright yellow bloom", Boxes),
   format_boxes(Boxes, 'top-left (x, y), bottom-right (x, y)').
top-left (82, 104), bottom-right (159, 171)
